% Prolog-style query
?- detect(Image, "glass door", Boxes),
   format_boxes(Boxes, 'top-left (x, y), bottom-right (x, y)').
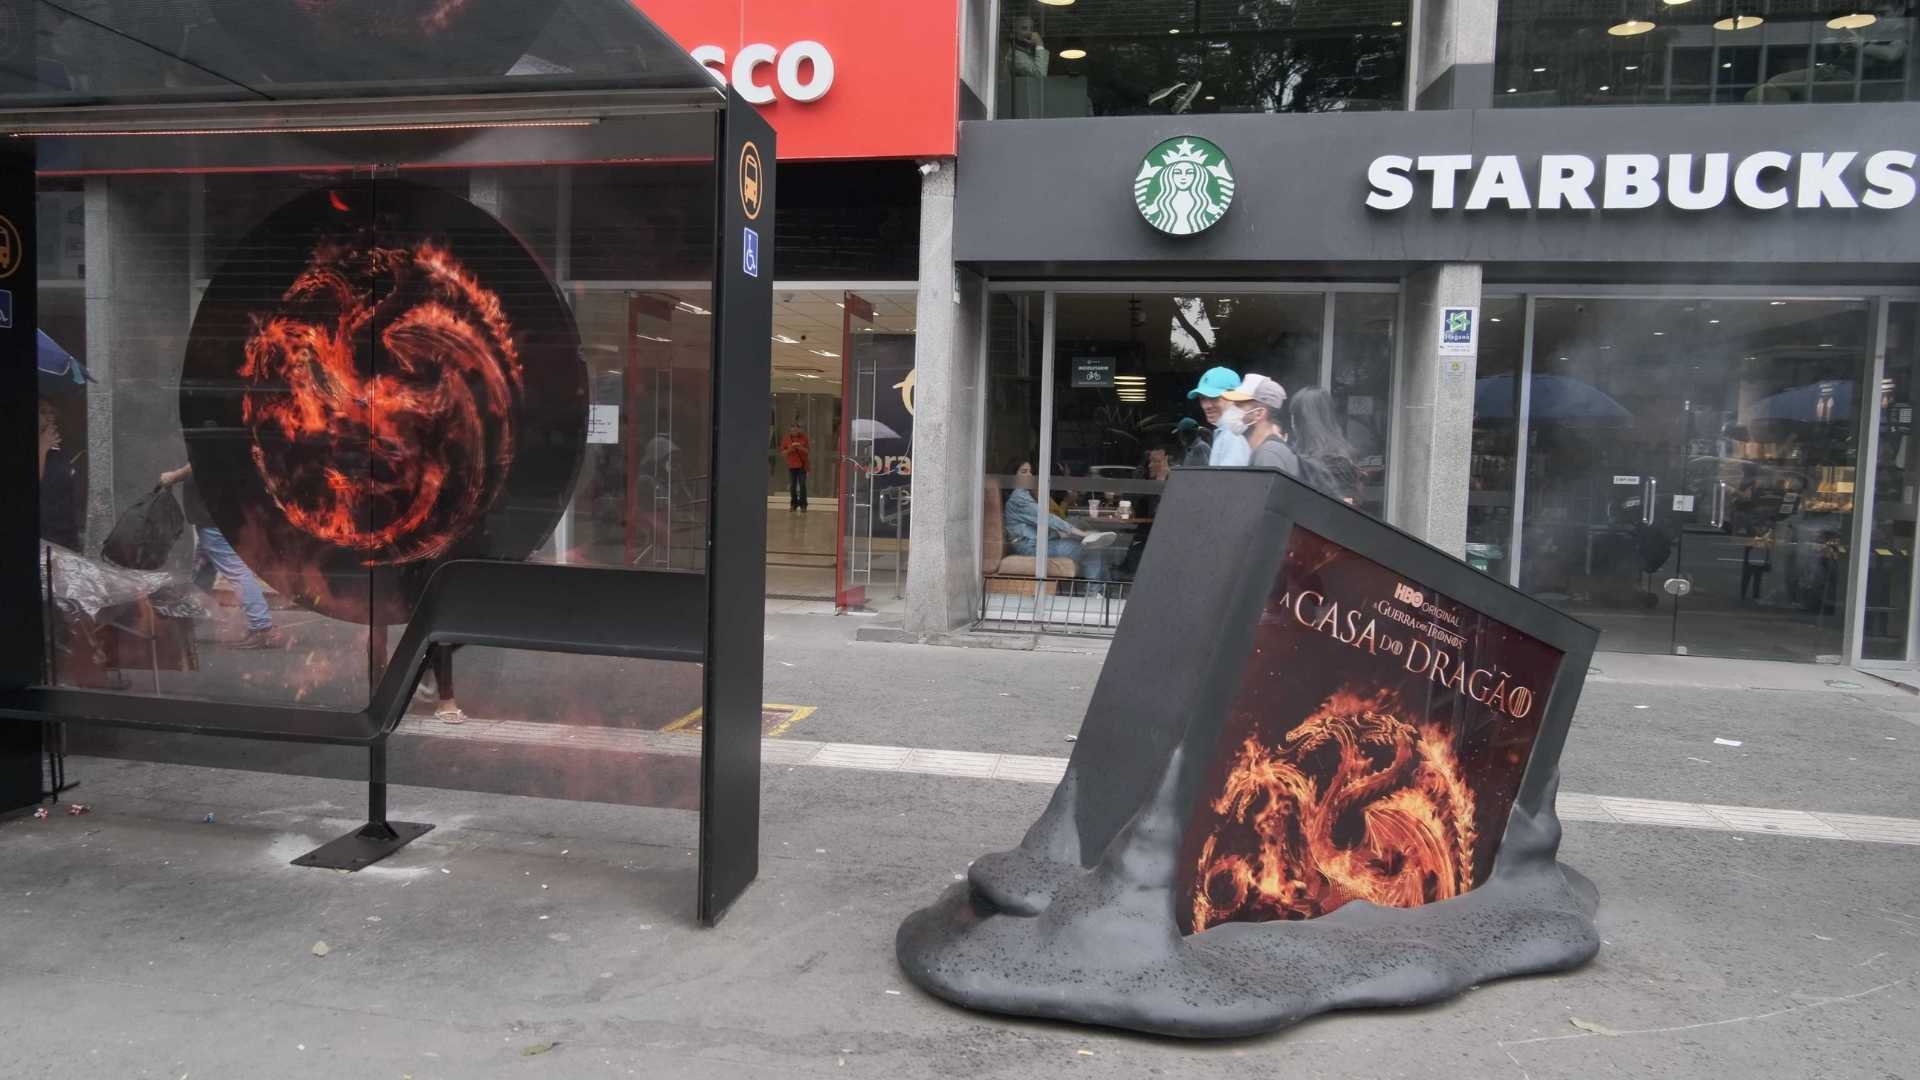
top-left (835, 293), bottom-right (879, 610)
top-left (1519, 297), bottom-right (1870, 661)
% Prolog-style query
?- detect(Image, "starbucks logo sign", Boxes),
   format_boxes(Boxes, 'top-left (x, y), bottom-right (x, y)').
top-left (1133, 136), bottom-right (1236, 236)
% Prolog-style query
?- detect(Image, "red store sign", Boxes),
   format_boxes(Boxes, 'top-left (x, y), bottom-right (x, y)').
top-left (635, 0), bottom-right (959, 161)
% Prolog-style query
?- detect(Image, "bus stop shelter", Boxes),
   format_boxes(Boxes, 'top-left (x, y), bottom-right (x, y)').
top-left (0, 0), bottom-right (773, 924)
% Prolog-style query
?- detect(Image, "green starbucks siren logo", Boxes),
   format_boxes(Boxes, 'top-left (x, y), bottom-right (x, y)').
top-left (1133, 136), bottom-right (1236, 236)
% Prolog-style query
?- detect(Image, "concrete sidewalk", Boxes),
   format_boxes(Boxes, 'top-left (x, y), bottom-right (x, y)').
top-left (3, 611), bottom-right (1918, 1078)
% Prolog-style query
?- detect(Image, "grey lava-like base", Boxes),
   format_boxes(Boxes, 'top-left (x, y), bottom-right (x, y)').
top-left (896, 755), bottom-right (1600, 1040)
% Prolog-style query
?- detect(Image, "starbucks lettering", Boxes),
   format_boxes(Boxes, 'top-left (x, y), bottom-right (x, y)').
top-left (1366, 150), bottom-right (1918, 212)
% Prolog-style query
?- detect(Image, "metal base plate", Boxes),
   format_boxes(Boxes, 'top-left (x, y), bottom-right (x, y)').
top-left (292, 821), bottom-right (434, 871)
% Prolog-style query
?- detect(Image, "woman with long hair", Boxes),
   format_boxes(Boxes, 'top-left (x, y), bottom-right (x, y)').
top-left (1286, 387), bottom-right (1361, 505)
top-left (1001, 459), bottom-right (1117, 583)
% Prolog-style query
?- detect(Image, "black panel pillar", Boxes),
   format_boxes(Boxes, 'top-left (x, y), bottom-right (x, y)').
top-left (698, 91), bottom-right (774, 925)
top-left (0, 139), bottom-right (43, 812)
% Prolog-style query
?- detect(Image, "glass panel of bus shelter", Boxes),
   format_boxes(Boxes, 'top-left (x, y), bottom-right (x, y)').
top-left (836, 292), bottom-right (880, 609)
top-left (1519, 297), bottom-right (1869, 661)
top-left (384, 160), bottom-right (716, 806)
top-left (36, 170), bottom-right (380, 711)
top-left (0, 0), bottom-right (719, 108)
top-left (1862, 302), bottom-right (1920, 662)
top-left (33, 122), bottom-right (725, 812)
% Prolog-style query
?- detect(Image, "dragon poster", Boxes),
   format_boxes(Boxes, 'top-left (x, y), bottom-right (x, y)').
top-left (1177, 527), bottom-right (1564, 934)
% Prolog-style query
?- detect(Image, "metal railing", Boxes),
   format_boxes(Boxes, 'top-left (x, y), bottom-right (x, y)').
top-left (977, 576), bottom-right (1132, 637)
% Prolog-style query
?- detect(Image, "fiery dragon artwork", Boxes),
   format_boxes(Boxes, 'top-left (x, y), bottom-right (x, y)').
top-left (181, 180), bottom-right (586, 625)
top-left (1188, 689), bottom-right (1479, 932)
top-left (240, 238), bottom-right (523, 568)
top-left (1174, 527), bottom-right (1561, 935)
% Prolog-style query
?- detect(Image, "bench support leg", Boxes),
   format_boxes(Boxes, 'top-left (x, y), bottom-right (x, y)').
top-left (292, 743), bottom-right (433, 871)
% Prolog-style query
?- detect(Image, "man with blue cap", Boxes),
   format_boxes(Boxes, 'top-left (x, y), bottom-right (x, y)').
top-left (1188, 365), bottom-right (1250, 466)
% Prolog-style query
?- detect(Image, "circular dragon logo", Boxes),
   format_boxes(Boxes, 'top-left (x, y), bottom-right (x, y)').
top-left (182, 181), bottom-right (586, 624)
top-left (239, 238), bottom-right (523, 567)
top-left (1133, 136), bottom-right (1236, 237)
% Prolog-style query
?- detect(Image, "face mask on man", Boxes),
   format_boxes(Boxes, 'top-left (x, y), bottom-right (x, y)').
top-left (1216, 405), bottom-right (1251, 437)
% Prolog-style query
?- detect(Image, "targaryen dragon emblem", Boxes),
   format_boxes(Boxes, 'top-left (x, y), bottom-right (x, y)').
top-left (1189, 689), bottom-right (1479, 932)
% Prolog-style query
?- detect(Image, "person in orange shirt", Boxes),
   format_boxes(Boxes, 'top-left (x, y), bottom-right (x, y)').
top-left (780, 420), bottom-right (811, 512)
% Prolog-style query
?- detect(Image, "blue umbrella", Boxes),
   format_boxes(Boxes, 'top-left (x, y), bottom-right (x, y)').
top-left (36, 330), bottom-right (95, 385)
top-left (1750, 380), bottom-right (1854, 424)
top-left (1475, 374), bottom-right (1632, 426)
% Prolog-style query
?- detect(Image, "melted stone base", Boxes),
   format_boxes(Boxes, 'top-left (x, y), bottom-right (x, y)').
top-left (897, 762), bottom-right (1600, 1040)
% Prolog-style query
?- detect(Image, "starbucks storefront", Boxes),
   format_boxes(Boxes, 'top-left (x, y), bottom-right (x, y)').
top-left (953, 104), bottom-right (1920, 668)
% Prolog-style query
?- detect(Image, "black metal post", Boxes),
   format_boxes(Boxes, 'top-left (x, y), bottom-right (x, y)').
top-left (291, 625), bottom-right (431, 869)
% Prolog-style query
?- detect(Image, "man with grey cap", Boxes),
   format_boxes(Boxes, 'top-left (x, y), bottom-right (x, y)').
top-left (1220, 373), bottom-right (1300, 477)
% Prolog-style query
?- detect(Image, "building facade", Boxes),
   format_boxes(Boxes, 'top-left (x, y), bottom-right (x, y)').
top-left (902, 0), bottom-right (1920, 671)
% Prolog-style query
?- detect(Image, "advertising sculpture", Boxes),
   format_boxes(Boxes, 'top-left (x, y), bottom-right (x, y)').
top-left (898, 467), bottom-right (1601, 1037)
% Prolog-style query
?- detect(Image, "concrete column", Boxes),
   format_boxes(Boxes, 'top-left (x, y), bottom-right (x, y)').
top-left (82, 178), bottom-right (116, 550)
top-left (903, 161), bottom-right (985, 635)
top-left (1391, 263), bottom-right (1482, 557)
top-left (85, 176), bottom-right (196, 555)
top-left (1413, 0), bottom-right (1499, 110)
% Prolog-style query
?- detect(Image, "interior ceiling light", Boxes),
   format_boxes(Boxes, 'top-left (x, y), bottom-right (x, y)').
top-left (1662, 0), bottom-right (1693, 4)
top-left (1829, 11), bottom-right (1879, 29)
top-left (1713, 12), bottom-right (1764, 29)
top-left (1037, 0), bottom-right (1075, 6)
top-left (1059, 47), bottom-right (1087, 60)
top-left (1609, 18), bottom-right (1656, 35)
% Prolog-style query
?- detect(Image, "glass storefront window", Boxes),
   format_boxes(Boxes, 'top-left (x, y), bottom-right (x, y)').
top-left (1495, 3), bottom-right (1919, 108)
top-left (1506, 297), bottom-right (1869, 662)
top-left (1047, 292), bottom-right (1324, 596)
top-left (763, 291), bottom-right (918, 601)
top-left (1863, 302), bottom-right (1920, 660)
top-left (1329, 293), bottom-right (1397, 518)
top-left (1468, 297), bottom-right (1527, 582)
top-left (980, 288), bottom-right (1399, 630)
top-left (996, 0), bottom-right (1410, 119)
top-left (983, 293), bottom-right (1047, 600)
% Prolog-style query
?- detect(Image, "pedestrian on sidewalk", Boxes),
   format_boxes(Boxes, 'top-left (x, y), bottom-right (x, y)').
top-left (159, 464), bottom-right (287, 650)
top-left (781, 420), bottom-right (811, 513)
top-left (1286, 386), bottom-right (1359, 503)
top-left (1219, 373), bottom-right (1300, 478)
top-left (37, 398), bottom-right (82, 551)
top-left (1187, 366), bottom-right (1250, 467)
